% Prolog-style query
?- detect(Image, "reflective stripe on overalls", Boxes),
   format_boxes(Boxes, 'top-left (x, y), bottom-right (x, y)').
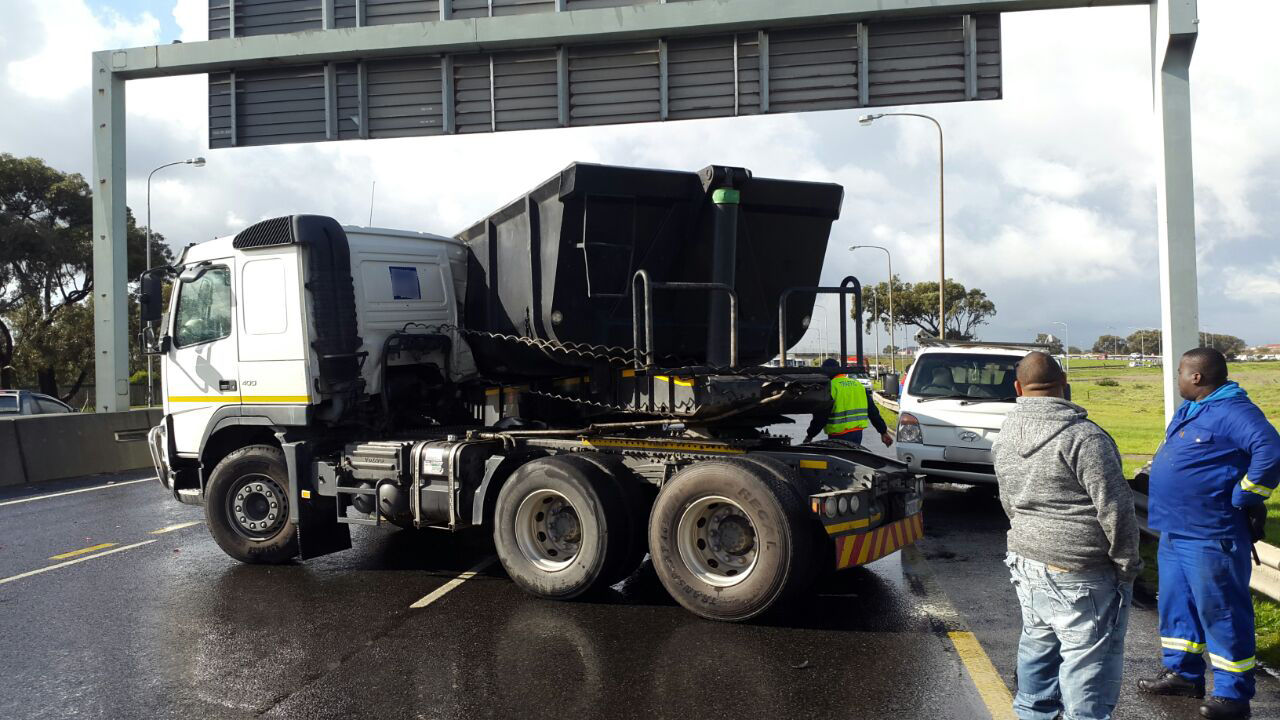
top-left (825, 375), bottom-right (870, 436)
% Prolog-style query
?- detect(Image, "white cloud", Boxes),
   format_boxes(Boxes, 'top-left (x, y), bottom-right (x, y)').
top-left (1223, 261), bottom-right (1280, 305)
top-left (967, 197), bottom-right (1138, 283)
top-left (3, 0), bottom-right (159, 100)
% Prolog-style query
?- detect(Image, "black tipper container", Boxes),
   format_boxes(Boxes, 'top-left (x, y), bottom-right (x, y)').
top-left (456, 163), bottom-right (843, 377)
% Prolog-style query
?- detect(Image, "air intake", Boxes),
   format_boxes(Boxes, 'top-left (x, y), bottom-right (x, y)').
top-left (233, 215), bottom-right (295, 249)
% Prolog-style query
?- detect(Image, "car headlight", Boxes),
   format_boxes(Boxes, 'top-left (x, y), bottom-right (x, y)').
top-left (897, 413), bottom-right (923, 444)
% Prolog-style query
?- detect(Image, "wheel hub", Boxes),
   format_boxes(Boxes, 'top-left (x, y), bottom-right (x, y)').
top-left (228, 474), bottom-right (286, 539)
top-left (677, 496), bottom-right (759, 588)
top-left (514, 489), bottom-right (582, 572)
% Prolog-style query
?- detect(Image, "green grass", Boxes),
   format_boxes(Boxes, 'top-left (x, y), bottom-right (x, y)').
top-left (1256, 593), bottom-right (1280, 669)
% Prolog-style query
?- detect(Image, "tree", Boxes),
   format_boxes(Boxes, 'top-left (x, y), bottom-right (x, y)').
top-left (1201, 332), bottom-right (1247, 358)
top-left (0, 153), bottom-right (172, 398)
top-left (861, 276), bottom-right (997, 341)
top-left (1034, 333), bottom-right (1064, 356)
top-left (1092, 335), bottom-right (1129, 356)
top-left (1068, 346), bottom-right (1083, 355)
top-left (1125, 329), bottom-right (1161, 357)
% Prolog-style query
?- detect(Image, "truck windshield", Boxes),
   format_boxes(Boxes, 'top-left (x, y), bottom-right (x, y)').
top-left (0, 396), bottom-right (18, 414)
top-left (908, 353), bottom-right (1021, 401)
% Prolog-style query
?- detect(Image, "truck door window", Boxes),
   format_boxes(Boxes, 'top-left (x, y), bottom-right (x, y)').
top-left (174, 266), bottom-right (232, 348)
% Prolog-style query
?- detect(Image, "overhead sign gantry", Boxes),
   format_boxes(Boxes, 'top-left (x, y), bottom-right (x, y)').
top-left (91, 0), bottom-right (1199, 421)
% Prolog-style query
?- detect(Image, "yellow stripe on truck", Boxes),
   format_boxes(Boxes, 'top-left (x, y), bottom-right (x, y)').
top-left (168, 395), bottom-right (309, 403)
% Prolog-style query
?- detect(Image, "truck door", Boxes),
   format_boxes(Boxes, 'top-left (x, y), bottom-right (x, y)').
top-left (164, 260), bottom-right (240, 455)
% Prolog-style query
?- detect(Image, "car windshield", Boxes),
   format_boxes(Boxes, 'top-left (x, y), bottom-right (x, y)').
top-left (0, 396), bottom-right (18, 414)
top-left (907, 353), bottom-right (1022, 401)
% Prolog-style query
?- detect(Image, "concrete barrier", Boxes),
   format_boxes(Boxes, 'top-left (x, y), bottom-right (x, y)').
top-left (0, 421), bottom-right (23, 487)
top-left (0, 409), bottom-right (160, 485)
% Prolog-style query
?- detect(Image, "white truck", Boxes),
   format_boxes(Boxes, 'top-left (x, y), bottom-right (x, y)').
top-left (894, 340), bottom-right (1053, 485)
top-left (141, 163), bottom-right (924, 621)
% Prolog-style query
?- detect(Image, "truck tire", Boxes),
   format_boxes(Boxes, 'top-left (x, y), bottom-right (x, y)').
top-left (739, 455), bottom-right (828, 587)
top-left (204, 445), bottom-right (299, 564)
top-left (573, 452), bottom-right (654, 585)
top-left (649, 459), bottom-right (812, 621)
top-left (494, 455), bottom-right (629, 599)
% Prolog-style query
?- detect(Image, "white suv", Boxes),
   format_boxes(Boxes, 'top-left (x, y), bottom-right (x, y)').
top-left (895, 342), bottom-right (1042, 485)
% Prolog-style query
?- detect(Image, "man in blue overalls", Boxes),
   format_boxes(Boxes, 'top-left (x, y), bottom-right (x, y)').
top-left (1138, 348), bottom-right (1280, 720)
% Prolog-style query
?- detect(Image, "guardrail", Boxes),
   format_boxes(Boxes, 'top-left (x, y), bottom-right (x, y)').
top-left (872, 392), bottom-right (899, 414)
top-left (0, 409), bottom-right (159, 486)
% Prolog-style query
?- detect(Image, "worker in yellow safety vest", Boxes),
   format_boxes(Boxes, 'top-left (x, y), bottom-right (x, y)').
top-left (804, 358), bottom-right (893, 447)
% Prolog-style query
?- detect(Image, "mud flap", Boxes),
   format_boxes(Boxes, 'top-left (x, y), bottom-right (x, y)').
top-left (282, 440), bottom-right (351, 560)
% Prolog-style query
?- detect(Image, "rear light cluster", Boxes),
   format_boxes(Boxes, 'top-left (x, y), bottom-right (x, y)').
top-left (896, 412), bottom-right (923, 444)
top-left (810, 490), bottom-right (864, 519)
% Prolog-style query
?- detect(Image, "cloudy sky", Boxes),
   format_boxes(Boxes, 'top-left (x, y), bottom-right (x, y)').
top-left (2, 0), bottom-right (1277, 352)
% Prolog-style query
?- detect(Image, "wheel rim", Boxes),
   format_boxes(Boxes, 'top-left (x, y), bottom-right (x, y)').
top-left (676, 495), bottom-right (758, 588)
top-left (514, 489), bottom-right (582, 572)
top-left (225, 473), bottom-right (288, 540)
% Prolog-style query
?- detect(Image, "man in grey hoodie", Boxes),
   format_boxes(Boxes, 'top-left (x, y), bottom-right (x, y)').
top-left (995, 351), bottom-right (1142, 720)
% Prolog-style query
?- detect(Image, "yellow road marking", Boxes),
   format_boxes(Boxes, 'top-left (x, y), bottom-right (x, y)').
top-left (149, 521), bottom-right (202, 535)
top-left (0, 477), bottom-right (153, 508)
top-left (410, 557), bottom-right (497, 609)
top-left (949, 632), bottom-right (1016, 719)
top-left (50, 543), bottom-right (116, 560)
top-left (901, 546), bottom-right (1015, 720)
top-left (0, 540), bottom-right (157, 587)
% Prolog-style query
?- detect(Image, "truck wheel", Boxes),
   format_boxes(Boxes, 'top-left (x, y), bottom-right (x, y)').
top-left (573, 452), bottom-right (654, 585)
top-left (649, 459), bottom-right (811, 621)
top-left (494, 455), bottom-right (628, 599)
top-left (204, 445), bottom-right (299, 564)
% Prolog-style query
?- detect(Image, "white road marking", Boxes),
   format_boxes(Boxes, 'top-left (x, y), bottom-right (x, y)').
top-left (0, 477), bottom-right (155, 508)
top-left (0, 539), bottom-right (158, 587)
top-left (410, 557), bottom-right (497, 609)
top-left (149, 521), bottom-right (202, 535)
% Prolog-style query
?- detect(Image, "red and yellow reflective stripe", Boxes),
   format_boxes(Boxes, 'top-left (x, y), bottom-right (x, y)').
top-left (834, 513), bottom-right (924, 570)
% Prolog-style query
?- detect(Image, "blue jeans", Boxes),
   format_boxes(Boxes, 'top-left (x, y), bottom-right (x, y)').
top-left (1005, 552), bottom-right (1133, 720)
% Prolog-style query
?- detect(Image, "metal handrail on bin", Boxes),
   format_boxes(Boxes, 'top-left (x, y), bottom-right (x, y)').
top-left (632, 269), bottom-right (739, 369)
top-left (777, 276), bottom-right (863, 371)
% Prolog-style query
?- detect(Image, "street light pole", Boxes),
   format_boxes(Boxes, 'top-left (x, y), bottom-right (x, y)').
top-left (849, 244), bottom-right (896, 373)
top-left (859, 112), bottom-right (944, 339)
top-left (146, 157), bottom-right (206, 407)
top-left (1052, 321), bottom-right (1069, 374)
top-left (1127, 326), bottom-right (1147, 359)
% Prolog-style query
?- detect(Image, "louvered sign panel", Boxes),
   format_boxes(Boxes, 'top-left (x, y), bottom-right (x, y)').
top-left (366, 56), bottom-right (444, 138)
top-left (569, 42), bottom-right (661, 126)
top-left (207, 1), bottom-right (1001, 149)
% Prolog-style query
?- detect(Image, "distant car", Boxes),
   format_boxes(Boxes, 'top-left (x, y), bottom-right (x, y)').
top-left (0, 390), bottom-right (76, 416)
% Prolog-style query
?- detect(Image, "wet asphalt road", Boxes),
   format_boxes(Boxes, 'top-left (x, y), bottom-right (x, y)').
top-left (2, 457), bottom-right (1278, 719)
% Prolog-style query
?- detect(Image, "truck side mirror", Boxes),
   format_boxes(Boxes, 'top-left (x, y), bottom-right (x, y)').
top-left (140, 268), bottom-right (166, 325)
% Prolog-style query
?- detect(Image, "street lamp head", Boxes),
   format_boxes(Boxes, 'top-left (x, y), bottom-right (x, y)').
top-left (858, 113), bottom-right (883, 126)
top-left (189, 157), bottom-right (206, 167)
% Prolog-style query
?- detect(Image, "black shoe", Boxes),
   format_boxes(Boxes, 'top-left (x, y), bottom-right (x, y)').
top-left (1137, 668), bottom-right (1206, 698)
top-left (1200, 696), bottom-right (1250, 720)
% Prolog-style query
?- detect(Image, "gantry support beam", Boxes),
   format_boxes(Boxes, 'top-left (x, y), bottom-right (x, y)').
top-left (1151, 0), bottom-right (1199, 422)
